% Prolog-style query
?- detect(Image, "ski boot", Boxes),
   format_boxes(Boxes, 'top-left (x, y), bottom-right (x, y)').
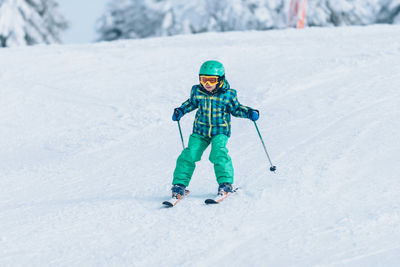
top-left (171, 184), bottom-right (186, 199)
top-left (218, 182), bottom-right (233, 196)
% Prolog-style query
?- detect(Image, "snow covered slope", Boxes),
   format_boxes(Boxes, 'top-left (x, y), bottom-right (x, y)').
top-left (1, 25), bottom-right (400, 266)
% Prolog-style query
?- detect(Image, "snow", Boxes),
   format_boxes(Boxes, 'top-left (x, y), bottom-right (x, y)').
top-left (1, 25), bottom-right (400, 266)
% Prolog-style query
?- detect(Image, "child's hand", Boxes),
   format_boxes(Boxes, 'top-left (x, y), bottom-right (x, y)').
top-left (172, 108), bottom-right (184, 121)
top-left (248, 109), bottom-right (259, 121)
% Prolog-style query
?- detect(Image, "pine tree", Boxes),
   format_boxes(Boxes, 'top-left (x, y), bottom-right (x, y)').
top-left (96, 0), bottom-right (165, 41)
top-left (0, 0), bottom-right (68, 47)
top-left (96, 0), bottom-right (400, 42)
top-left (306, 0), bottom-right (400, 26)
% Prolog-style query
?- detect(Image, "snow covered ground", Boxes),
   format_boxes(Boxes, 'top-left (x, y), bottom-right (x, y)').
top-left (1, 25), bottom-right (400, 266)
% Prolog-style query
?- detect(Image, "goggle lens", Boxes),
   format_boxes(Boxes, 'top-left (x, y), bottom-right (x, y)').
top-left (200, 76), bottom-right (219, 85)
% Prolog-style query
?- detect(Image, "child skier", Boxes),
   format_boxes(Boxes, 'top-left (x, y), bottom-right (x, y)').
top-left (171, 60), bottom-right (259, 199)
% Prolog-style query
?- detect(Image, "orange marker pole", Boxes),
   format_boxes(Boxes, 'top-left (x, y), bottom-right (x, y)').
top-left (288, 0), bottom-right (307, 29)
top-left (296, 0), bottom-right (307, 29)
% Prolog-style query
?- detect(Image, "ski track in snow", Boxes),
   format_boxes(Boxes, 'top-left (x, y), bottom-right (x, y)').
top-left (1, 25), bottom-right (400, 266)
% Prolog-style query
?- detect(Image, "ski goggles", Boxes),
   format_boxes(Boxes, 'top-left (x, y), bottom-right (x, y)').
top-left (199, 75), bottom-right (220, 86)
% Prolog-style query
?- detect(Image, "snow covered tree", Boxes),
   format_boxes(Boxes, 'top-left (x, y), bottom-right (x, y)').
top-left (96, 0), bottom-right (400, 42)
top-left (97, 0), bottom-right (289, 41)
top-left (0, 0), bottom-right (67, 47)
top-left (160, 0), bottom-right (287, 35)
top-left (306, 0), bottom-right (400, 26)
top-left (95, 0), bottom-right (165, 41)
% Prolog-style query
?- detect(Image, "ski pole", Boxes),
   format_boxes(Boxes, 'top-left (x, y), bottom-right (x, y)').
top-left (253, 121), bottom-right (277, 172)
top-left (177, 121), bottom-right (185, 149)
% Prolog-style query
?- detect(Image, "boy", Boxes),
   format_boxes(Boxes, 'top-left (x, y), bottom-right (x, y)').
top-left (171, 60), bottom-right (259, 199)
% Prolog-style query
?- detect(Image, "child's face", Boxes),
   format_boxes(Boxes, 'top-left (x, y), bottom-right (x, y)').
top-left (203, 82), bottom-right (217, 92)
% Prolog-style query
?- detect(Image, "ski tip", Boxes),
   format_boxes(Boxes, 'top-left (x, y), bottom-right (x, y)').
top-left (205, 199), bottom-right (219, 205)
top-left (162, 201), bottom-right (173, 207)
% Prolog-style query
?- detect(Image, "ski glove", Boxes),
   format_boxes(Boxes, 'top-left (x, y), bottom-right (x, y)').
top-left (172, 108), bottom-right (184, 121)
top-left (248, 109), bottom-right (259, 121)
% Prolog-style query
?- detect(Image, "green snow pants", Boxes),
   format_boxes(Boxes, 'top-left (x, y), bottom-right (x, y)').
top-left (172, 133), bottom-right (234, 187)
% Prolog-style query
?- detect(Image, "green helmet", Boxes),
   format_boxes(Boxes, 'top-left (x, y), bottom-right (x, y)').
top-left (199, 60), bottom-right (225, 77)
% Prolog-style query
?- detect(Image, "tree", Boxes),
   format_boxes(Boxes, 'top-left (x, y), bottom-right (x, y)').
top-left (0, 0), bottom-right (68, 47)
top-left (97, 0), bottom-right (289, 41)
top-left (307, 0), bottom-right (400, 26)
top-left (96, 0), bottom-right (165, 41)
top-left (96, 0), bottom-right (400, 42)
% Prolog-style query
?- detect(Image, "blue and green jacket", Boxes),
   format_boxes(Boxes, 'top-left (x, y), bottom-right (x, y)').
top-left (179, 80), bottom-right (252, 138)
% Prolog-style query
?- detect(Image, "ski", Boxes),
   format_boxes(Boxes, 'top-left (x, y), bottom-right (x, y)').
top-left (162, 189), bottom-right (190, 208)
top-left (205, 187), bottom-right (239, 205)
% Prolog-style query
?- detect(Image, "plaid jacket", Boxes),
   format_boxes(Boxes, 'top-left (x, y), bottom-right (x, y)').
top-left (179, 80), bottom-right (251, 138)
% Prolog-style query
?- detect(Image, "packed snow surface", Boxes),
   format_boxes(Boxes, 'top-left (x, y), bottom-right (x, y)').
top-left (1, 25), bottom-right (400, 266)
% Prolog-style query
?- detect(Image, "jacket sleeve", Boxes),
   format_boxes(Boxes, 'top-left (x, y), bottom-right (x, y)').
top-left (229, 90), bottom-right (251, 118)
top-left (179, 86), bottom-right (199, 114)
